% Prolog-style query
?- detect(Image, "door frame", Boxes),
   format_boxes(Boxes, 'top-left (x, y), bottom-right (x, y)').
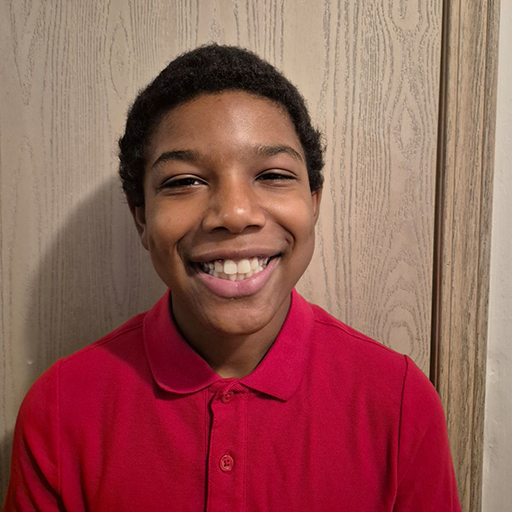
top-left (430, 1), bottom-right (500, 510)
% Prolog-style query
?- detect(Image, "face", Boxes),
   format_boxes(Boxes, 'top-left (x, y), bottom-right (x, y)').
top-left (132, 91), bottom-right (321, 341)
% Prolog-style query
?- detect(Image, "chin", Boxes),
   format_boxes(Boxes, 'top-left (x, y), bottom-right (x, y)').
top-left (203, 304), bottom-right (275, 337)
top-left (206, 312), bottom-right (272, 338)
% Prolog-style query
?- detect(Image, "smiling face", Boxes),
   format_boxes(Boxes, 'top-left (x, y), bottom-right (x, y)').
top-left (132, 91), bottom-right (321, 343)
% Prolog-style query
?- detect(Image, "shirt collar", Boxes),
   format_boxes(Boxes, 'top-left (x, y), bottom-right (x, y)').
top-left (143, 289), bottom-right (313, 401)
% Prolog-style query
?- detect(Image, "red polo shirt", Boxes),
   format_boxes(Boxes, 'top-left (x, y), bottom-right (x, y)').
top-left (3, 291), bottom-right (461, 511)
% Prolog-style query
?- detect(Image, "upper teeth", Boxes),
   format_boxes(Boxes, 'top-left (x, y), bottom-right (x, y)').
top-left (200, 257), bottom-right (270, 281)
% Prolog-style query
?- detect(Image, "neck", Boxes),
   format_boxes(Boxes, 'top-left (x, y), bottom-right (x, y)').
top-left (191, 331), bottom-right (276, 379)
top-left (172, 297), bottom-right (290, 379)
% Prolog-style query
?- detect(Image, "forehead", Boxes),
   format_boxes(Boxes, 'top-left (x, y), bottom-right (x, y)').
top-left (146, 91), bottom-right (304, 163)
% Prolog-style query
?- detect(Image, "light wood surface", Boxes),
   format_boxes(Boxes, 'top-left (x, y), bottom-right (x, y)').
top-left (431, 0), bottom-right (500, 510)
top-left (0, 0), bottom-right (470, 504)
top-left (292, 0), bottom-right (441, 372)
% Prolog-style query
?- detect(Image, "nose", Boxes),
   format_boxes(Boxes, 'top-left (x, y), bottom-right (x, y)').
top-left (201, 177), bottom-right (266, 233)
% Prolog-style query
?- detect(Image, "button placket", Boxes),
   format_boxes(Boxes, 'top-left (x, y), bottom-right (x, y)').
top-left (206, 383), bottom-right (247, 510)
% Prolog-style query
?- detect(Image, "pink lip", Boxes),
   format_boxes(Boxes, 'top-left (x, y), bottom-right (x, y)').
top-left (195, 257), bottom-right (279, 298)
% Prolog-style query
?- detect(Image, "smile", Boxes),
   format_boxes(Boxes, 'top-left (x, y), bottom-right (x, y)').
top-left (197, 257), bottom-right (271, 281)
top-left (194, 256), bottom-right (280, 299)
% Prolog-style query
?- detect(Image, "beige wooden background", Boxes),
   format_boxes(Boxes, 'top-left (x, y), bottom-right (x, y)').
top-left (0, 0), bottom-right (442, 502)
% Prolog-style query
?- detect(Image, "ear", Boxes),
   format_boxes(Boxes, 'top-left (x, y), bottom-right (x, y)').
top-left (311, 188), bottom-right (322, 224)
top-left (129, 202), bottom-right (149, 250)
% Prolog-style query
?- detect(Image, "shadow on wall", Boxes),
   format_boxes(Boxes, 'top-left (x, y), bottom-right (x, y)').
top-left (24, 174), bottom-right (167, 381)
top-left (2, 174), bottom-right (166, 495)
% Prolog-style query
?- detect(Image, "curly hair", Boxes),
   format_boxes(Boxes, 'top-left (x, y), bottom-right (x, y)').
top-left (119, 44), bottom-right (324, 207)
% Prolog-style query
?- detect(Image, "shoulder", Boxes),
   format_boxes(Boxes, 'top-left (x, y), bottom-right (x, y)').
top-left (307, 301), bottom-right (409, 379)
top-left (21, 310), bottom-right (149, 416)
top-left (303, 299), bottom-right (442, 422)
top-left (53, 311), bottom-right (149, 388)
top-left (61, 310), bottom-right (146, 367)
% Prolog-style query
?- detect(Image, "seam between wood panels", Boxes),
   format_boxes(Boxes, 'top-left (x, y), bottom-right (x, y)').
top-left (430, 0), bottom-right (459, 397)
top-left (430, 0), bottom-right (447, 389)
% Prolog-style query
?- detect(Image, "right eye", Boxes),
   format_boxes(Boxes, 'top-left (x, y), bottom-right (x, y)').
top-left (161, 176), bottom-right (205, 189)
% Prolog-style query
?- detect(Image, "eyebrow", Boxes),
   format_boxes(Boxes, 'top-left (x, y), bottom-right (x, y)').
top-left (256, 144), bottom-right (304, 162)
top-left (151, 150), bottom-right (200, 170)
top-left (150, 144), bottom-right (304, 170)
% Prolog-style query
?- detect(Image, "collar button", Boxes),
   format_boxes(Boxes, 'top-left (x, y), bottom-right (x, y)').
top-left (221, 391), bottom-right (234, 403)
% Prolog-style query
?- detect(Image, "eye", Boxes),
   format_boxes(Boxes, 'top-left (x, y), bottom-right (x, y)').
top-left (161, 176), bottom-right (206, 189)
top-left (257, 171), bottom-right (296, 182)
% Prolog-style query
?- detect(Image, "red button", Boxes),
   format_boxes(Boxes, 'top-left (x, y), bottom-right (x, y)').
top-left (220, 454), bottom-right (234, 471)
top-left (221, 391), bottom-right (234, 403)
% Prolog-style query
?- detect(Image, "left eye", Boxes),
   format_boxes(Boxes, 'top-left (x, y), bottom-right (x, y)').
top-left (257, 172), bottom-right (295, 181)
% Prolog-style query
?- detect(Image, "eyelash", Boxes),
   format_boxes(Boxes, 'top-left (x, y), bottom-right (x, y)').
top-left (257, 171), bottom-right (295, 181)
top-left (162, 177), bottom-right (205, 188)
top-left (161, 171), bottom-right (295, 190)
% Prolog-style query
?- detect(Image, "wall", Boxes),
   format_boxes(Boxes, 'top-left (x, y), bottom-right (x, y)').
top-left (482, 0), bottom-right (512, 510)
top-left (1, 0), bottom-right (442, 500)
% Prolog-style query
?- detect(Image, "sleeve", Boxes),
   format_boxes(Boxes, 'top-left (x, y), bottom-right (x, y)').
top-left (394, 356), bottom-right (462, 512)
top-left (2, 362), bottom-right (66, 512)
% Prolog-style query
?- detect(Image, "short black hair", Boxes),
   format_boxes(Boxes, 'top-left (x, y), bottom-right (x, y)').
top-left (119, 44), bottom-right (324, 207)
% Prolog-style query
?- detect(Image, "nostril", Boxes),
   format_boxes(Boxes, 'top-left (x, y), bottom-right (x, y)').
top-left (202, 198), bottom-right (266, 233)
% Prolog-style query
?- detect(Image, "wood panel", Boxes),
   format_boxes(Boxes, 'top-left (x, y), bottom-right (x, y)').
top-left (0, 0), bottom-right (441, 499)
top-left (431, 0), bottom-right (500, 510)
top-left (292, 1), bottom-right (441, 371)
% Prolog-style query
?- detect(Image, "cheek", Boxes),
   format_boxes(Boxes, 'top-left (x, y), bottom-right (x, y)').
top-left (294, 203), bottom-right (318, 257)
top-left (285, 199), bottom-right (318, 241)
top-left (145, 206), bottom-right (185, 255)
top-left (277, 200), bottom-right (317, 270)
top-left (147, 204), bottom-right (207, 280)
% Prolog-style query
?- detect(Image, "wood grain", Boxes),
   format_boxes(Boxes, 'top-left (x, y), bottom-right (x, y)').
top-left (1, 0), bottom-right (441, 499)
top-left (431, 0), bottom-right (500, 510)
top-left (294, 0), bottom-right (441, 372)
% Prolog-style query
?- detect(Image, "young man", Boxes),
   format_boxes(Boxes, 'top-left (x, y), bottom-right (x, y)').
top-left (3, 45), bottom-right (461, 511)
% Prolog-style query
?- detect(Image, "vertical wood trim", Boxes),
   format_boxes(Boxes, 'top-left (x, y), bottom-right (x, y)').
top-left (431, 0), bottom-right (500, 511)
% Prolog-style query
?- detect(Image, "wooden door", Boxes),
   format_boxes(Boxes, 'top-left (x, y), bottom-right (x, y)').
top-left (0, 1), bottom-right (498, 509)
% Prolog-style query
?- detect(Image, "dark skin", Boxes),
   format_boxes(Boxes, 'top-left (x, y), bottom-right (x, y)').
top-left (131, 92), bottom-right (322, 378)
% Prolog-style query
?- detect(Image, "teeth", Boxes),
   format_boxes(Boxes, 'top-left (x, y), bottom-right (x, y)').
top-left (199, 256), bottom-right (272, 281)
top-left (237, 259), bottom-right (251, 274)
top-left (224, 260), bottom-right (238, 275)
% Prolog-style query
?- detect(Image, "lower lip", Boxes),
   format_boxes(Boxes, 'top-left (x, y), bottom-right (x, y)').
top-left (195, 257), bottom-right (279, 298)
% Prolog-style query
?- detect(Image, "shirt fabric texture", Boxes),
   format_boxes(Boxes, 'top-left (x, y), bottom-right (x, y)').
top-left (3, 290), bottom-right (461, 511)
